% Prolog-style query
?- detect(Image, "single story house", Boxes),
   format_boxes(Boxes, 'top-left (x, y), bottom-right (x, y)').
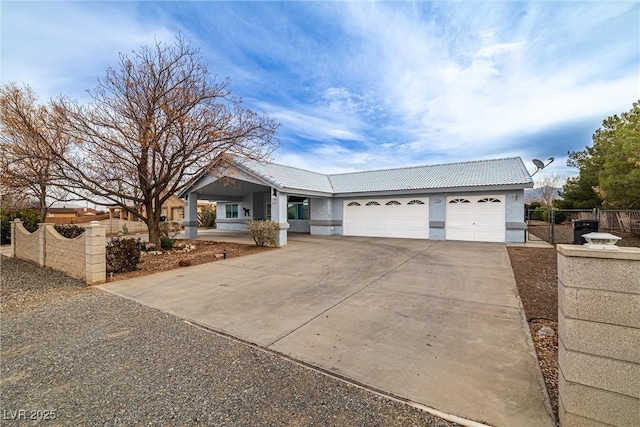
top-left (179, 156), bottom-right (533, 245)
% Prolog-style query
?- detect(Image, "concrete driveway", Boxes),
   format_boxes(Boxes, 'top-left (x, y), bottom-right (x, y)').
top-left (99, 235), bottom-right (553, 427)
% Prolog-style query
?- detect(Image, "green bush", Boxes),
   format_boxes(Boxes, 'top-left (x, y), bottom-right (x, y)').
top-left (200, 205), bottom-right (216, 228)
top-left (54, 224), bottom-right (86, 239)
top-left (106, 237), bottom-right (141, 272)
top-left (532, 207), bottom-right (547, 221)
top-left (246, 220), bottom-right (279, 247)
top-left (0, 209), bottom-right (40, 244)
top-left (548, 210), bottom-right (568, 224)
top-left (160, 236), bottom-right (175, 250)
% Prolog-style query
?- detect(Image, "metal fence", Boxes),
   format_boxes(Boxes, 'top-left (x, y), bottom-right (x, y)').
top-left (527, 209), bottom-right (640, 244)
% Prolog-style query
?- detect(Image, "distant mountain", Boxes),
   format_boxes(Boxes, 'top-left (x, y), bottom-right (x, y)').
top-left (525, 187), bottom-right (562, 204)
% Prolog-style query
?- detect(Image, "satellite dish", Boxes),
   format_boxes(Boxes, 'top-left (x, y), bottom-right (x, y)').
top-left (532, 159), bottom-right (545, 169)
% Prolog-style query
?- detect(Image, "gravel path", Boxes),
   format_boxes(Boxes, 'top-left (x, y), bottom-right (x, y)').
top-left (1, 257), bottom-right (455, 426)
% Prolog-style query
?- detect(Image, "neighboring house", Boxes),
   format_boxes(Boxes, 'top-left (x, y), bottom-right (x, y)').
top-left (46, 207), bottom-right (78, 219)
top-left (73, 207), bottom-right (98, 216)
top-left (178, 156), bottom-right (533, 245)
top-left (45, 206), bottom-right (100, 224)
top-left (160, 195), bottom-right (216, 223)
top-left (107, 195), bottom-right (214, 223)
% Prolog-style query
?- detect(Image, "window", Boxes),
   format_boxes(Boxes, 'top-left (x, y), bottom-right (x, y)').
top-left (287, 199), bottom-right (309, 220)
top-left (385, 200), bottom-right (401, 205)
top-left (408, 199), bottom-right (425, 205)
top-left (225, 204), bottom-right (238, 218)
top-left (478, 197), bottom-right (501, 203)
top-left (347, 201), bottom-right (361, 206)
top-left (448, 198), bottom-right (470, 204)
top-left (266, 203), bottom-right (271, 220)
top-left (365, 201), bottom-right (380, 206)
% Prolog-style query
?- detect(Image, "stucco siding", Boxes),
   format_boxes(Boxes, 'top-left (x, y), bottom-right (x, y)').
top-left (288, 220), bottom-right (310, 233)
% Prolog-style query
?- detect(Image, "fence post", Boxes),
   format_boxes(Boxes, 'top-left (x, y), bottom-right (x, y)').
top-left (38, 223), bottom-right (47, 267)
top-left (551, 209), bottom-right (555, 244)
top-left (557, 244), bottom-right (640, 426)
top-left (10, 219), bottom-right (20, 258)
top-left (85, 221), bottom-right (106, 285)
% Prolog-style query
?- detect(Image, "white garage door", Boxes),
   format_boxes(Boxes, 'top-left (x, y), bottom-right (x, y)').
top-left (343, 197), bottom-right (429, 239)
top-left (446, 195), bottom-right (505, 242)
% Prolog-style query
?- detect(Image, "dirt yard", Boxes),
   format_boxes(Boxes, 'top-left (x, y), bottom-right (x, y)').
top-left (111, 240), bottom-right (275, 281)
top-left (507, 246), bottom-right (558, 421)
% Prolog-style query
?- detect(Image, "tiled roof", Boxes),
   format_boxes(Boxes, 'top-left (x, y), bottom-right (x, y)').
top-left (237, 157), bottom-right (533, 195)
top-left (328, 157), bottom-right (533, 193)
top-left (236, 159), bottom-right (334, 193)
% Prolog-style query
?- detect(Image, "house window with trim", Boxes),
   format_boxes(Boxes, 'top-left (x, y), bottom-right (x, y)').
top-left (287, 198), bottom-right (309, 220)
top-left (225, 204), bottom-right (239, 218)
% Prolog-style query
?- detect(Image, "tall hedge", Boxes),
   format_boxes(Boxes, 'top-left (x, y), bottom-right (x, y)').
top-left (0, 209), bottom-right (40, 244)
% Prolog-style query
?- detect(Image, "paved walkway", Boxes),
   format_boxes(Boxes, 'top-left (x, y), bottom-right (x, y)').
top-left (100, 235), bottom-right (553, 426)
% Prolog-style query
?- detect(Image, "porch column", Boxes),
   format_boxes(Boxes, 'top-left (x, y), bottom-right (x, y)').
top-left (270, 189), bottom-right (289, 246)
top-left (184, 192), bottom-right (199, 239)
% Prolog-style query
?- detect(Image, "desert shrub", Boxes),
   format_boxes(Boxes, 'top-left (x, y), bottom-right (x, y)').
top-left (539, 209), bottom-right (568, 224)
top-left (246, 220), bottom-right (279, 247)
top-left (531, 207), bottom-right (546, 221)
top-left (106, 237), bottom-right (141, 272)
top-left (54, 224), bottom-right (86, 239)
top-left (160, 236), bottom-right (175, 250)
top-left (141, 241), bottom-right (158, 252)
top-left (200, 205), bottom-right (216, 228)
top-left (0, 209), bottom-right (40, 244)
top-left (159, 221), bottom-right (181, 238)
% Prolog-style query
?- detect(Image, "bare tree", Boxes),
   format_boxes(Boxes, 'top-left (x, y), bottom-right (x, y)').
top-left (0, 84), bottom-right (69, 222)
top-left (536, 172), bottom-right (563, 207)
top-left (51, 37), bottom-right (279, 245)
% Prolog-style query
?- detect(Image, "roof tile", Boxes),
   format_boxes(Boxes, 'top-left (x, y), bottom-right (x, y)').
top-left (238, 157), bottom-right (533, 194)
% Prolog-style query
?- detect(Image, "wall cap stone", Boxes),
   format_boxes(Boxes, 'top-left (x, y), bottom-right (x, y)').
top-left (557, 244), bottom-right (640, 260)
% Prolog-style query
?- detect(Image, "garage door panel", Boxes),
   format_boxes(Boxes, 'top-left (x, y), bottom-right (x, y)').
top-left (446, 195), bottom-right (505, 242)
top-left (344, 198), bottom-right (429, 239)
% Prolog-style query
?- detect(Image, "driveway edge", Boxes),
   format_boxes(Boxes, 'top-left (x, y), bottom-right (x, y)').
top-left (184, 319), bottom-right (491, 427)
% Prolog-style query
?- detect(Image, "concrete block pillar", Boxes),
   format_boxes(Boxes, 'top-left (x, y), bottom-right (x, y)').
top-left (270, 189), bottom-right (289, 246)
top-left (38, 223), bottom-right (47, 267)
top-left (10, 219), bottom-right (20, 258)
top-left (85, 221), bottom-right (106, 285)
top-left (183, 192), bottom-right (199, 239)
top-left (557, 244), bottom-right (640, 427)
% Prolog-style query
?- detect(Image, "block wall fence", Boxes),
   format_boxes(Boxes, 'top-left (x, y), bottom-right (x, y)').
top-left (11, 220), bottom-right (106, 285)
top-left (557, 244), bottom-right (640, 426)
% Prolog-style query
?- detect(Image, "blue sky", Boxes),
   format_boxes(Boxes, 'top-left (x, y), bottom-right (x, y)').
top-left (2, 1), bottom-right (638, 185)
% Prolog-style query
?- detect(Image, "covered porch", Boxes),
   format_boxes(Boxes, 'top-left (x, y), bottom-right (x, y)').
top-left (180, 166), bottom-right (337, 246)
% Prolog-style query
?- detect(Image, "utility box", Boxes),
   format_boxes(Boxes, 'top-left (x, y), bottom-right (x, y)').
top-left (573, 219), bottom-right (599, 244)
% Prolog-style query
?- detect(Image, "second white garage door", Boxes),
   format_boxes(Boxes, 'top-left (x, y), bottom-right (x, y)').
top-left (343, 197), bottom-right (429, 239)
top-left (446, 195), bottom-right (505, 242)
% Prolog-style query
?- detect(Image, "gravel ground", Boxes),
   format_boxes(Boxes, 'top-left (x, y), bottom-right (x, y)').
top-left (1, 257), bottom-right (456, 427)
top-left (507, 247), bottom-right (559, 423)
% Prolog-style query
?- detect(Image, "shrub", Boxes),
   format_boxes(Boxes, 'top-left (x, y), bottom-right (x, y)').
top-left (54, 224), bottom-right (86, 239)
top-left (546, 209), bottom-right (568, 224)
top-left (159, 221), bottom-right (181, 238)
top-left (106, 237), bottom-right (141, 272)
top-left (160, 236), bottom-right (175, 250)
top-left (532, 207), bottom-right (547, 221)
top-left (0, 209), bottom-right (40, 244)
top-left (200, 205), bottom-right (216, 228)
top-left (142, 241), bottom-right (158, 252)
top-left (246, 220), bottom-right (279, 247)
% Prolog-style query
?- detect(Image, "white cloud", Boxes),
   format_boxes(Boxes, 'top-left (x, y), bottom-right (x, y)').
top-left (1, 2), bottom-right (175, 101)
